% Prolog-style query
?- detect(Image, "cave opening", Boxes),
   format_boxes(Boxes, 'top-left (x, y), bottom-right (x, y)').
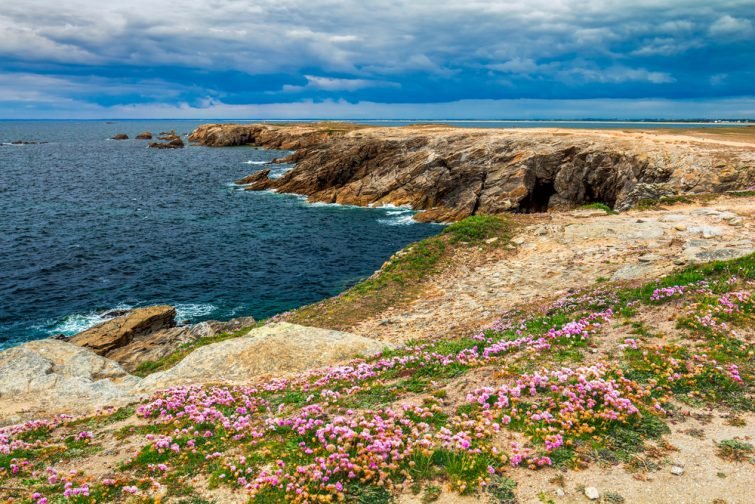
top-left (517, 178), bottom-right (556, 213)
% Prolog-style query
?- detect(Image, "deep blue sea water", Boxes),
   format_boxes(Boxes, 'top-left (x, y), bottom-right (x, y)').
top-left (0, 120), bottom-right (445, 348)
top-left (0, 119), bottom-right (747, 349)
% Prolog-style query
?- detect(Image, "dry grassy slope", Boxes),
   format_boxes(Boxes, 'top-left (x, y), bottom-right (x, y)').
top-left (284, 195), bottom-right (755, 346)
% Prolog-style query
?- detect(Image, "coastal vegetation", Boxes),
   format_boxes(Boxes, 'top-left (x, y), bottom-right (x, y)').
top-left (286, 215), bottom-right (514, 331)
top-left (2, 253), bottom-right (752, 503)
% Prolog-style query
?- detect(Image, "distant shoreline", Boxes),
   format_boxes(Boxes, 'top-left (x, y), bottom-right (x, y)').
top-left (0, 118), bottom-right (753, 126)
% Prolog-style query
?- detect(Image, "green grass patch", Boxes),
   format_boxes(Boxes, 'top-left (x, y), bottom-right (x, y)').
top-left (729, 190), bottom-right (755, 198)
top-left (579, 202), bottom-right (616, 214)
top-left (716, 439), bottom-right (753, 462)
top-left (486, 475), bottom-right (518, 504)
top-left (345, 483), bottom-right (393, 504)
top-left (442, 215), bottom-right (511, 244)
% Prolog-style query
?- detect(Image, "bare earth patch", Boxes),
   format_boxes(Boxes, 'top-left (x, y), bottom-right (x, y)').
top-left (348, 197), bottom-right (754, 345)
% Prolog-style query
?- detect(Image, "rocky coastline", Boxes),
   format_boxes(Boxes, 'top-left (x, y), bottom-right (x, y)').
top-left (190, 123), bottom-right (755, 221)
top-left (1, 125), bottom-right (754, 503)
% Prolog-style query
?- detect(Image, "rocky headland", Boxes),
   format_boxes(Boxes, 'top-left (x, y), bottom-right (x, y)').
top-left (190, 123), bottom-right (755, 221)
top-left (1, 125), bottom-right (754, 503)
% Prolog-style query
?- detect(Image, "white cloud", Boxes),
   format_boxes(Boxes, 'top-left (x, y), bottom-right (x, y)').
top-left (709, 15), bottom-right (753, 37)
top-left (565, 66), bottom-right (676, 84)
top-left (632, 37), bottom-right (702, 56)
top-left (282, 75), bottom-right (399, 92)
top-left (488, 58), bottom-right (559, 74)
top-left (0, 72), bottom-right (191, 103)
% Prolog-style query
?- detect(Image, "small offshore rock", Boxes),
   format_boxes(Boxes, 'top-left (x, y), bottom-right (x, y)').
top-left (671, 465), bottom-right (685, 476)
top-left (149, 137), bottom-right (184, 149)
top-left (111, 133), bottom-right (129, 140)
top-left (584, 487), bottom-right (600, 500)
top-left (149, 130), bottom-right (185, 148)
top-left (135, 131), bottom-right (153, 140)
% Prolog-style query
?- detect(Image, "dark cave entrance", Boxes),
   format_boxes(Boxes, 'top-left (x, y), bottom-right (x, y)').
top-left (517, 179), bottom-right (556, 213)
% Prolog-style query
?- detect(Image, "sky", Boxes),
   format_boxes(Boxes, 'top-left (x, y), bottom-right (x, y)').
top-left (0, 0), bottom-right (754, 119)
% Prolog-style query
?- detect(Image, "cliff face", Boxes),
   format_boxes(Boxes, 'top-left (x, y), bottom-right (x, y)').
top-left (189, 123), bottom-right (755, 221)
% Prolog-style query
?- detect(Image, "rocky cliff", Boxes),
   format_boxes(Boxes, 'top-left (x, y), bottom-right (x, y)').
top-left (189, 123), bottom-right (755, 221)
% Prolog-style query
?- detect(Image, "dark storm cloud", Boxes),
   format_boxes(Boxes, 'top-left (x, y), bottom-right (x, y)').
top-left (0, 1), bottom-right (753, 117)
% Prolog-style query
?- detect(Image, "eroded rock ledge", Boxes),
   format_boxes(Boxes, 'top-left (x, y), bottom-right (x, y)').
top-left (189, 123), bottom-right (755, 221)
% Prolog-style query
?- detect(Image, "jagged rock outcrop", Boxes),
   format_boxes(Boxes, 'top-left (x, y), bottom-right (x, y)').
top-left (236, 169), bottom-right (271, 185)
top-left (70, 305), bottom-right (177, 355)
top-left (103, 316), bottom-right (257, 372)
top-left (139, 322), bottom-right (387, 389)
top-left (136, 131), bottom-right (153, 140)
top-left (105, 326), bottom-right (196, 372)
top-left (68, 306), bottom-right (257, 372)
top-left (0, 340), bottom-right (139, 422)
top-left (190, 123), bottom-right (755, 221)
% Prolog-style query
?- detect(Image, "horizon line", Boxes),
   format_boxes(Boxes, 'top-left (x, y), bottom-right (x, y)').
top-left (1, 118), bottom-right (754, 123)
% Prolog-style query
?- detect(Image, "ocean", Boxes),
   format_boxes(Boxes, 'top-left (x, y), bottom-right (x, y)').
top-left (0, 120), bottom-right (444, 348)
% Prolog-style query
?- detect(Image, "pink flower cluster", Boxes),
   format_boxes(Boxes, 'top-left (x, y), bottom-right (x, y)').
top-left (717, 291), bottom-right (750, 314)
top-left (480, 310), bottom-right (613, 359)
top-left (467, 364), bottom-right (650, 453)
top-left (650, 285), bottom-right (686, 301)
top-left (508, 442), bottom-right (552, 467)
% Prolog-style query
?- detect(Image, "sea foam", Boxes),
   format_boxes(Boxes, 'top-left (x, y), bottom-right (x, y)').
top-left (45, 303), bottom-right (134, 336)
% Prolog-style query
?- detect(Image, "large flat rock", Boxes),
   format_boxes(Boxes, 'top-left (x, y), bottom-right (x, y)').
top-left (0, 323), bottom-right (386, 421)
top-left (140, 322), bottom-right (387, 389)
top-left (0, 340), bottom-right (140, 423)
